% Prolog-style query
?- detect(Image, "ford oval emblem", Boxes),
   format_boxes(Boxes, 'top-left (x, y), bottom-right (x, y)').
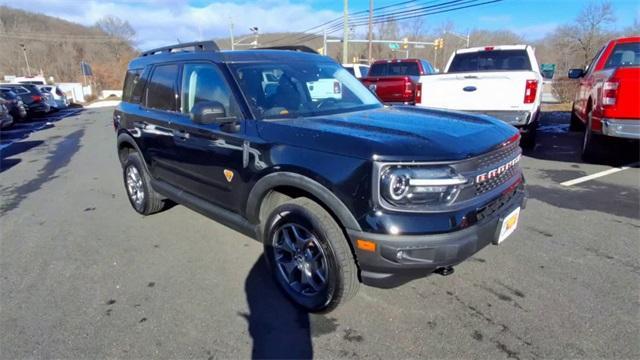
top-left (463, 86), bottom-right (477, 92)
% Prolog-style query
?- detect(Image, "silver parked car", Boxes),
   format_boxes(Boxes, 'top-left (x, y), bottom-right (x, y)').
top-left (38, 85), bottom-right (69, 110)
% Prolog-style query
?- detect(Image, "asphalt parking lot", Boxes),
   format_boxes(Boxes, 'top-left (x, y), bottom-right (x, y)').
top-left (1, 106), bottom-right (638, 359)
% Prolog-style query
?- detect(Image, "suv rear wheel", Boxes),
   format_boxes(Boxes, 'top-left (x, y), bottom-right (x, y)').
top-left (263, 197), bottom-right (359, 312)
top-left (123, 152), bottom-right (166, 215)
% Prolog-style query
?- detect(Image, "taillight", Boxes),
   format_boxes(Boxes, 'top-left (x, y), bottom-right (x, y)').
top-left (523, 79), bottom-right (538, 104)
top-left (32, 95), bottom-right (42, 103)
top-left (602, 79), bottom-right (619, 106)
top-left (333, 81), bottom-right (341, 94)
top-left (415, 82), bottom-right (422, 104)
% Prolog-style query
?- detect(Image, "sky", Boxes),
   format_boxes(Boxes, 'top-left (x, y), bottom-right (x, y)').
top-left (1, 0), bottom-right (638, 50)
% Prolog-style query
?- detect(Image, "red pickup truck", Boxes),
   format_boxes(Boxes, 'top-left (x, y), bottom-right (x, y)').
top-left (569, 36), bottom-right (640, 161)
top-left (361, 59), bottom-right (435, 105)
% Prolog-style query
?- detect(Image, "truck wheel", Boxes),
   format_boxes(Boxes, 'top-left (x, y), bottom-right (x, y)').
top-left (263, 197), bottom-right (359, 312)
top-left (520, 123), bottom-right (537, 150)
top-left (581, 110), bottom-right (603, 162)
top-left (569, 106), bottom-right (584, 131)
top-left (123, 152), bottom-right (166, 215)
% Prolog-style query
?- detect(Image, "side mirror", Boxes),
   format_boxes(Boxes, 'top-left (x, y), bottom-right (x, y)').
top-left (568, 68), bottom-right (585, 79)
top-left (190, 101), bottom-right (226, 125)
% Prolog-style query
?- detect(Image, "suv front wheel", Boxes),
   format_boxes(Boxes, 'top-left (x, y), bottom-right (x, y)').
top-left (263, 197), bottom-right (360, 312)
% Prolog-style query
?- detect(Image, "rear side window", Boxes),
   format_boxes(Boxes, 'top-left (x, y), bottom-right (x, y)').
top-left (122, 69), bottom-right (142, 103)
top-left (145, 64), bottom-right (179, 111)
top-left (448, 50), bottom-right (532, 73)
top-left (180, 63), bottom-right (241, 118)
top-left (604, 42), bottom-right (640, 69)
top-left (359, 66), bottom-right (369, 77)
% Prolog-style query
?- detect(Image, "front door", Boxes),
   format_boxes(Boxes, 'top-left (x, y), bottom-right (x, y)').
top-left (170, 62), bottom-right (247, 213)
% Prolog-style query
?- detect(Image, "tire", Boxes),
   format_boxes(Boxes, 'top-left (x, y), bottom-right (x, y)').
top-left (581, 109), bottom-right (603, 162)
top-left (122, 152), bottom-right (166, 215)
top-left (520, 123), bottom-right (537, 150)
top-left (569, 106), bottom-right (584, 132)
top-left (263, 197), bottom-right (359, 312)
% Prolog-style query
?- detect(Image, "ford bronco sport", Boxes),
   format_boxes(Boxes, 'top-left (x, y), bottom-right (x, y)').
top-left (114, 41), bottom-right (526, 312)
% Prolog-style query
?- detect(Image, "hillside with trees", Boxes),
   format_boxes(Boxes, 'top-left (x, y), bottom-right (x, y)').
top-left (0, 6), bottom-right (136, 90)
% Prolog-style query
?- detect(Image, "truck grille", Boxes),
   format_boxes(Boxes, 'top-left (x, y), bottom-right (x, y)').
top-left (472, 137), bottom-right (521, 196)
top-left (475, 166), bottom-right (517, 195)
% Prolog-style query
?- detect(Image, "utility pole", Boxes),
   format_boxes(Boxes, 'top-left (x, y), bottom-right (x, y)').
top-left (367, 0), bottom-right (373, 64)
top-left (466, 30), bottom-right (470, 48)
top-left (229, 20), bottom-right (235, 50)
top-left (342, 0), bottom-right (348, 64)
top-left (323, 28), bottom-right (327, 56)
top-left (19, 44), bottom-right (31, 76)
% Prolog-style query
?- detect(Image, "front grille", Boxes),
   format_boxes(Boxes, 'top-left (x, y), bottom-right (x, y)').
top-left (475, 166), bottom-right (517, 195)
top-left (476, 139), bottom-right (520, 169)
top-left (476, 182), bottom-right (521, 221)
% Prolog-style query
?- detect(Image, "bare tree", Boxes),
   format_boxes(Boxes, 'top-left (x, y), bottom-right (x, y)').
top-left (95, 15), bottom-right (136, 44)
top-left (566, 0), bottom-right (616, 67)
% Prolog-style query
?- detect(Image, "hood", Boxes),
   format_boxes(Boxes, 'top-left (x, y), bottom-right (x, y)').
top-left (257, 106), bottom-right (519, 162)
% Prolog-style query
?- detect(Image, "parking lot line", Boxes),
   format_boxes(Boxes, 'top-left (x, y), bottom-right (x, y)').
top-left (561, 162), bottom-right (639, 186)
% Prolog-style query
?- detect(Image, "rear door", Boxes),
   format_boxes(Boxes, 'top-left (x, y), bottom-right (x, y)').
top-left (421, 49), bottom-right (538, 111)
top-left (135, 63), bottom-right (185, 186)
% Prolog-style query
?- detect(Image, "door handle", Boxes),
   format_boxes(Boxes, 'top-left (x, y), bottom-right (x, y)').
top-left (175, 130), bottom-right (190, 140)
top-left (132, 121), bottom-right (147, 129)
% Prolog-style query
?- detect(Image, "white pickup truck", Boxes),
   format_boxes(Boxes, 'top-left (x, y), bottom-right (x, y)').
top-left (417, 45), bottom-right (543, 148)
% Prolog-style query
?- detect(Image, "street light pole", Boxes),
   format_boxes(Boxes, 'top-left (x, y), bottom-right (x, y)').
top-left (19, 44), bottom-right (31, 76)
top-left (342, 0), bottom-right (348, 64)
top-left (367, 0), bottom-right (373, 64)
top-left (229, 20), bottom-right (235, 50)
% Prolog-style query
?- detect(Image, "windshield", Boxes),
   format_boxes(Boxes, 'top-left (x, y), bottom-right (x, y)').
top-left (448, 50), bottom-right (532, 73)
top-left (230, 61), bottom-right (381, 119)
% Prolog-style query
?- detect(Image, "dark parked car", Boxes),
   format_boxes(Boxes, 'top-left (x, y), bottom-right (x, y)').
top-left (0, 100), bottom-right (14, 129)
top-left (0, 88), bottom-right (28, 120)
top-left (114, 42), bottom-right (526, 312)
top-left (1, 84), bottom-right (50, 117)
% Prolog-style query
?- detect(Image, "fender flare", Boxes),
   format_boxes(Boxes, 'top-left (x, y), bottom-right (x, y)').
top-left (116, 132), bottom-right (150, 172)
top-left (245, 172), bottom-right (362, 232)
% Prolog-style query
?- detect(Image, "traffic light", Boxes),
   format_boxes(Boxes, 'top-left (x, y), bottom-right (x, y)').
top-left (433, 38), bottom-right (445, 49)
top-left (439, 38), bottom-right (445, 49)
top-left (402, 37), bottom-right (409, 49)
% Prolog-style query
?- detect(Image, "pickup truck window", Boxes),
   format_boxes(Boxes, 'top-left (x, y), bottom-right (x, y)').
top-left (231, 62), bottom-right (381, 119)
top-left (448, 50), bottom-right (532, 73)
top-left (369, 62), bottom-right (421, 76)
top-left (604, 42), bottom-right (640, 69)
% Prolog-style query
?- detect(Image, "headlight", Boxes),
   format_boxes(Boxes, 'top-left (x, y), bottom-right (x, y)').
top-left (379, 165), bottom-right (467, 210)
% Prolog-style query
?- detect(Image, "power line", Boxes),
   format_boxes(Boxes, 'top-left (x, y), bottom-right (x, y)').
top-left (274, 0), bottom-right (499, 46)
top-left (291, 0), bottom-right (501, 45)
top-left (260, 0), bottom-right (421, 46)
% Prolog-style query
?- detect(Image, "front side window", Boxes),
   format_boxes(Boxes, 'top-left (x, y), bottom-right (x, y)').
top-left (180, 63), bottom-right (241, 118)
top-left (448, 50), bottom-right (532, 73)
top-left (145, 64), bottom-right (179, 111)
top-left (231, 61), bottom-right (381, 119)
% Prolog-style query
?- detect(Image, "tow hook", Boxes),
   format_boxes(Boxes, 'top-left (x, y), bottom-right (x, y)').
top-left (434, 266), bottom-right (455, 276)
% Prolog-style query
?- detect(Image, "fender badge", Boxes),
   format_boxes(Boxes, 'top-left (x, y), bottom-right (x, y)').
top-left (223, 169), bottom-right (234, 182)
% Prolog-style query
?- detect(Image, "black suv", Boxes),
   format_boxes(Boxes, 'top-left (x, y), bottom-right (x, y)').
top-left (114, 42), bottom-right (526, 312)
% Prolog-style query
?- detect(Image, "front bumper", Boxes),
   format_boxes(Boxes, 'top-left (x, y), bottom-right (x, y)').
top-left (601, 119), bottom-right (640, 139)
top-left (347, 186), bottom-right (526, 288)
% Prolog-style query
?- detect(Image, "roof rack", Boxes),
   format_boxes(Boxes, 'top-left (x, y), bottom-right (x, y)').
top-left (141, 41), bottom-right (220, 57)
top-left (255, 45), bottom-right (318, 54)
